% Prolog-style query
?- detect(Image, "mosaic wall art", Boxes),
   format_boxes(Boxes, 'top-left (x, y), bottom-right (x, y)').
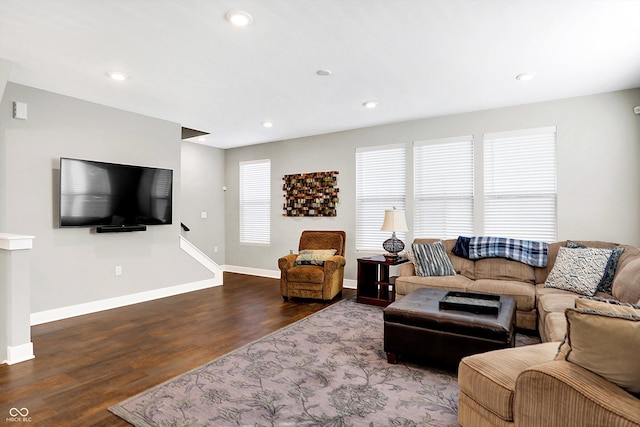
top-left (282, 171), bottom-right (339, 217)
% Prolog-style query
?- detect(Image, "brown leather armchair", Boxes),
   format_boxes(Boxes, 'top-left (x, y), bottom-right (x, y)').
top-left (278, 230), bottom-right (346, 301)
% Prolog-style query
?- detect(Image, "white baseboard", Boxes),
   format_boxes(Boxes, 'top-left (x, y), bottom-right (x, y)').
top-left (30, 278), bottom-right (221, 326)
top-left (3, 342), bottom-right (34, 365)
top-left (343, 278), bottom-right (356, 289)
top-left (30, 268), bottom-right (356, 327)
top-left (223, 265), bottom-right (357, 289)
top-left (223, 265), bottom-right (281, 279)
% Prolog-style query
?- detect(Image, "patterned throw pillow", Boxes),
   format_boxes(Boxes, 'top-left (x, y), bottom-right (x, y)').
top-left (294, 249), bottom-right (337, 266)
top-left (412, 241), bottom-right (456, 277)
top-left (566, 240), bottom-right (624, 294)
top-left (544, 247), bottom-right (613, 296)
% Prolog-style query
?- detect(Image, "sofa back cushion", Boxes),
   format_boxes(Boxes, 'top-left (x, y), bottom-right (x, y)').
top-left (612, 257), bottom-right (640, 304)
top-left (575, 296), bottom-right (640, 315)
top-left (474, 257), bottom-right (536, 284)
top-left (614, 244), bottom-right (640, 276)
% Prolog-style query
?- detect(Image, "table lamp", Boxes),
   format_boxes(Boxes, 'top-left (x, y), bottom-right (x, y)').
top-left (380, 208), bottom-right (409, 257)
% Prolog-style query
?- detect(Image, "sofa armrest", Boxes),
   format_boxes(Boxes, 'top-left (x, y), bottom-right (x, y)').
top-left (278, 254), bottom-right (298, 271)
top-left (398, 262), bottom-right (415, 276)
top-left (515, 360), bottom-right (640, 427)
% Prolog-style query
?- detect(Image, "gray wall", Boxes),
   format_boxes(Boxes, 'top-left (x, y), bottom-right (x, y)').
top-left (0, 83), bottom-right (213, 314)
top-left (0, 59), bottom-right (11, 102)
top-left (180, 141), bottom-right (226, 264)
top-left (1, 80), bottom-right (638, 314)
top-left (225, 88), bottom-right (640, 281)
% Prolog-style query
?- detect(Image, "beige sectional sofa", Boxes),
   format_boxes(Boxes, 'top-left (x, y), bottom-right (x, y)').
top-left (395, 237), bottom-right (640, 427)
top-left (396, 238), bottom-right (640, 338)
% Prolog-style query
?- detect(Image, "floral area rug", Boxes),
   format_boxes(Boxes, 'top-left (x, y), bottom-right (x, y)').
top-left (110, 297), bottom-right (539, 427)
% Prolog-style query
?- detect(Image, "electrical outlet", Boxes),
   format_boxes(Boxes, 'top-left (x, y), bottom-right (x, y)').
top-left (214, 246), bottom-right (219, 253)
top-left (201, 211), bottom-right (207, 219)
top-left (115, 265), bottom-right (122, 276)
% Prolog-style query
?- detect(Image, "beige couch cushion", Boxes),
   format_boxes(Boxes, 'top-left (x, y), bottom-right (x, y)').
top-left (612, 257), bottom-right (640, 304)
top-left (443, 238), bottom-right (475, 279)
top-left (536, 283), bottom-right (612, 300)
top-left (458, 342), bottom-right (559, 421)
top-left (557, 308), bottom-right (640, 394)
top-left (467, 279), bottom-right (536, 311)
top-left (542, 312), bottom-right (568, 343)
top-left (537, 293), bottom-right (578, 341)
top-left (395, 274), bottom-right (471, 296)
top-left (537, 295), bottom-right (640, 343)
top-left (575, 297), bottom-right (640, 315)
top-left (613, 244), bottom-right (640, 275)
top-left (474, 257), bottom-right (536, 284)
top-left (536, 282), bottom-right (577, 298)
top-left (538, 293), bottom-right (578, 316)
top-left (534, 241), bottom-right (561, 285)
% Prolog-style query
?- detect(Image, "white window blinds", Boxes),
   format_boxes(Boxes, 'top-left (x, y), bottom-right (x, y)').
top-left (414, 136), bottom-right (474, 239)
top-left (484, 127), bottom-right (557, 242)
top-left (239, 159), bottom-right (271, 245)
top-left (356, 144), bottom-right (406, 251)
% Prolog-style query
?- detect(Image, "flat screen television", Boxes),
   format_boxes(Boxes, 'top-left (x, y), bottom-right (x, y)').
top-left (59, 157), bottom-right (173, 228)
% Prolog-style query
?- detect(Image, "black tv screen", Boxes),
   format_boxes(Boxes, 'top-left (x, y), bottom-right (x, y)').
top-left (59, 157), bottom-right (173, 227)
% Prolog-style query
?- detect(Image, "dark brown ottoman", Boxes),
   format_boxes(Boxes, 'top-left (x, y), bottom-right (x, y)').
top-left (383, 288), bottom-right (516, 369)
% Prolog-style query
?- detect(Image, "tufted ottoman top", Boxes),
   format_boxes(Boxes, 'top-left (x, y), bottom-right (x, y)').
top-left (384, 287), bottom-right (516, 343)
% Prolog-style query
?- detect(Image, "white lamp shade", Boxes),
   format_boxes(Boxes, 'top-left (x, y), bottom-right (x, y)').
top-left (380, 209), bottom-right (409, 232)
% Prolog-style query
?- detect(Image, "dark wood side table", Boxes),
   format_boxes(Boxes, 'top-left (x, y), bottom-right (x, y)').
top-left (357, 255), bottom-right (409, 307)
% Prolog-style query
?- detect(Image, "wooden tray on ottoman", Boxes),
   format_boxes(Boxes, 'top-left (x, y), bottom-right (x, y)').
top-left (439, 291), bottom-right (501, 315)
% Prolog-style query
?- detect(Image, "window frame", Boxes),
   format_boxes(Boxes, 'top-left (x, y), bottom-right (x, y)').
top-left (239, 159), bottom-right (271, 246)
top-left (355, 144), bottom-right (407, 252)
top-left (413, 135), bottom-right (474, 239)
top-left (483, 126), bottom-right (557, 242)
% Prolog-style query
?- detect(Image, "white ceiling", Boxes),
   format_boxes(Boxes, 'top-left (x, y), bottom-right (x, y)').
top-left (1, 0), bottom-right (639, 149)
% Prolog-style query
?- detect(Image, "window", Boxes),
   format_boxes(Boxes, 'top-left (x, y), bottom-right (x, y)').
top-left (356, 144), bottom-right (406, 251)
top-left (239, 159), bottom-right (271, 245)
top-left (414, 136), bottom-right (474, 239)
top-left (484, 127), bottom-right (557, 242)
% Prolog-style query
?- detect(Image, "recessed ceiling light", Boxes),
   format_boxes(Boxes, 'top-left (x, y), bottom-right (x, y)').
top-left (516, 73), bottom-right (535, 81)
top-left (262, 121), bottom-right (273, 128)
top-left (225, 10), bottom-right (253, 26)
top-left (107, 71), bottom-right (128, 81)
top-left (197, 137), bottom-right (206, 142)
top-left (316, 69), bottom-right (332, 77)
top-left (363, 101), bottom-right (378, 109)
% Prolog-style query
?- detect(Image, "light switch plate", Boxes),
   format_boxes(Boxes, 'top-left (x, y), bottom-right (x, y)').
top-left (13, 101), bottom-right (27, 120)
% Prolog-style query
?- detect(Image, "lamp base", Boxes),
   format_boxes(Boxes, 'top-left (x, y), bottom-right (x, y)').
top-left (383, 234), bottom-right (405, 256)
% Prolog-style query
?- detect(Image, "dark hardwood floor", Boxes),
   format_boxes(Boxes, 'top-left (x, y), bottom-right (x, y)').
top-left (0, 273), bottom-right (355, 426)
